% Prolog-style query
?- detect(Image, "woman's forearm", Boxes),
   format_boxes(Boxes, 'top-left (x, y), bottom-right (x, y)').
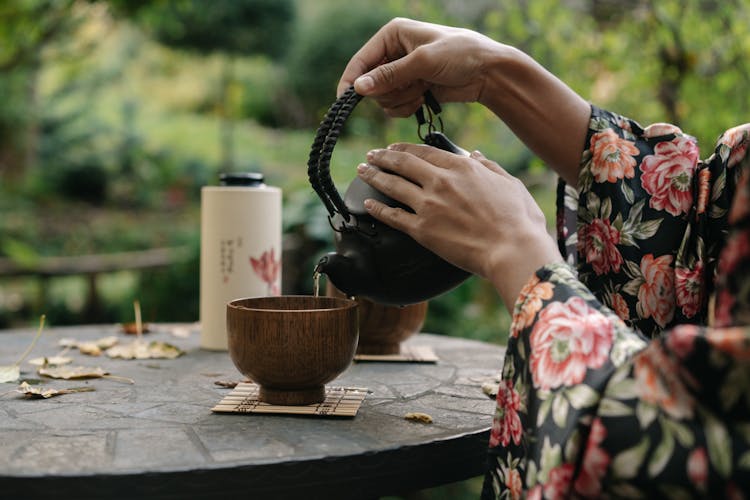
top-left (479, 45), bottom-right (591, 186)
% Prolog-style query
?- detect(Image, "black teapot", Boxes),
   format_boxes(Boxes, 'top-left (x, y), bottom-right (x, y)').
top-left (308, 87), bottom-right (471, 306)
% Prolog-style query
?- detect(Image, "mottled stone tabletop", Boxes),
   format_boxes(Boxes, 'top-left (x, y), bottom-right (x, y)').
top-left (0, 324), bottom-right (504, 499)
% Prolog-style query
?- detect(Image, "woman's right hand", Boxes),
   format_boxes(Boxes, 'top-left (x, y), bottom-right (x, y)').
top-left (337, 17), bottom-right (591, 186)
top-left (337, 18), bottom-right (506, 117)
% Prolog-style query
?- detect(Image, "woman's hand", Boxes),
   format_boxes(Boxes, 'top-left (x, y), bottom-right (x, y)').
top-left (338, 18), bottom-right (503, 116)
top-left (358, 144), bottom-right (563, 309)
top-left (338, 17), bottom-right (591, 186)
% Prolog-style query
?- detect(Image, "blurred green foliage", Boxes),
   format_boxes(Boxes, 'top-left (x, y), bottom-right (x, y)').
top-left (0, 1), bottom-right (748, 496)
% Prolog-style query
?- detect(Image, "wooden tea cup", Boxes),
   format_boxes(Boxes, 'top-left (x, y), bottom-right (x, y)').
top-left (226, 295), bottom-right (358, 406)
top-left (327, 283), bottom-right (428, 355)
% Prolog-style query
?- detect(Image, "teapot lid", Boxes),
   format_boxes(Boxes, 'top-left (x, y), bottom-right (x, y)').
top-left (344, 176), bottom-right (410, 216)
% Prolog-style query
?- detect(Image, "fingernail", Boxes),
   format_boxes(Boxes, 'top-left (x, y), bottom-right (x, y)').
top-left (357, 163), bottom-right (369, 175)
top-left (355, 75), bottom-right (375, 93)
top-left (366, 149), bottom-right (379, 161)
top-left (363, 199), bottom-right (375, 210)
top-left (470, 150), bottom-right (485, 159)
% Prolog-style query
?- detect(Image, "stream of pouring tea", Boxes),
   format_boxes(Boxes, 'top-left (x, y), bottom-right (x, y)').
top-left (313, 271), bottom-right (321, 297)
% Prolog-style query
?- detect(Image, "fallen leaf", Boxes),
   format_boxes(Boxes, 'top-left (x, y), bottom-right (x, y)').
top-left (28, 356), bottom-right (74, 367)
top-left (39, 365), bottom-right (108, 379)
top-left (214, 380), bottom-right (241, 388)
top-left (404, 412), bottom-right (433, 424)
top-left (482, 381), bottom-right (500, 399)
top-left (1, 315), bottom-right (46, 383)
top-left (167, 325), bottom-right (191, 338)
top-left (77, 342), bottom-right (104, 356)
top-left (38, 365), bottom-right (134, 384)
top-left (59, 336), bottom-right (119, 356)
top-left (106, 340), bottom-right (184, 360)
top-left (121, 322), bottom-right (151, 335)
top-left (17, 381), bottom-right (95, 399)
top-left (0, 365), bottom-right (21, 384)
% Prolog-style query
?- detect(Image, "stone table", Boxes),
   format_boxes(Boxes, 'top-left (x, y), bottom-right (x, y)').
top-left (0, 324), bottom-right (504, 499)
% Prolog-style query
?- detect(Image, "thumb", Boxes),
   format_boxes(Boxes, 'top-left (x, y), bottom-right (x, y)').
top-left (354, 54), bottom-right (423, 96)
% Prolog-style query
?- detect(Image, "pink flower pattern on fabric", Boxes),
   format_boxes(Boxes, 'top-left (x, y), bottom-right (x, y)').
top-left (529, 297), bottom-right (614, 390)
top-left (574, 418), bottom-right (610, 498)
top-left (489, 380), bottom-right (523, 448)
top-left (588, 128), bottom-right (640, 183)
top-left (640, 136), bottom-right (699, 216)
top-left (578, 218), bottom-right (623, 275)
top-left (637, 254), bottom-right (675, 328)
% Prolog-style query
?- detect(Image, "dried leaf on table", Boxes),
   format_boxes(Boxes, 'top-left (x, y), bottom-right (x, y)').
top-left (404, 412), bottom-right (433, 424)
top-left (121, 322), bottom-right (151, 335)
top-left (28, 356), bottom-right (74, 367)
top-left (0, 365), bottom-right (21, 384)
top-left (1, 315), bottom-right (46, 383)
top-left (39, 365), bottom-right (108, 379)
top-left (106, 340), bottom-right (184, 360)
top-left (59, 336), bottom-right (119, 356)
top-left (482, 381), bottom-right (500, 399)
top-left (17, 381), bottom-right (95, 399)
top-left (214, 380), bottom-right (242, 388)
top-left (38, 365), bottom-right (134, 384)
top-left (166, 325), bottom-right (192, 338)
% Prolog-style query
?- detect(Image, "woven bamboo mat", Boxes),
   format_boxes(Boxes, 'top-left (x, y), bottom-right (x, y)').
top-left (354, 345), bottom-right (438, 363)
top-left (211, 382), bottom-right (368, 417)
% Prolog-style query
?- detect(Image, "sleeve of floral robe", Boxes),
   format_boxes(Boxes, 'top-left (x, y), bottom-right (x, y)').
top-left (482, 106), bottom-right (750, 499)
top-left (560, 106), bottom-right (745, 338)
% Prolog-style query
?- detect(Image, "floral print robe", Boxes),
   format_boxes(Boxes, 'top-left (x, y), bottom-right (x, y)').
top-left (482, 105), bottom-right (750, 499)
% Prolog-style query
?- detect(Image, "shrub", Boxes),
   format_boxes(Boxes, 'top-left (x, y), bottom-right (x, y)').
top-left (285, 4), bottom-right (393, 126)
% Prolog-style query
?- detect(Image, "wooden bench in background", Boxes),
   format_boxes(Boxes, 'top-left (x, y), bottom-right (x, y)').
top-left (0, 246), bottom-right (193, 321)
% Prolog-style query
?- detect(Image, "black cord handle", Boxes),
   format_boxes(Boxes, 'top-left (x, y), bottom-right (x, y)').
top-left (307, 87), bottom-right (443, 221)
top-left (307, 86), bottom-right (362, 221)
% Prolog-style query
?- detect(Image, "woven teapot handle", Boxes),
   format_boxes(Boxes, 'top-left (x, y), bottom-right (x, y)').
top-left (307, 86), bottom-right (363, 222)
top-left (307, 86), bottom-right (446, 222)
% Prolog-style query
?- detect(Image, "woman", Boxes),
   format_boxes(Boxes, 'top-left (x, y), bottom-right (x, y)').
top-left (339, 18), bottom-right (750, 498)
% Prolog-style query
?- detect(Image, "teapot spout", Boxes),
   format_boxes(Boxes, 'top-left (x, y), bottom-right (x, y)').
top-left (315, 252), bottom-right (370, 298)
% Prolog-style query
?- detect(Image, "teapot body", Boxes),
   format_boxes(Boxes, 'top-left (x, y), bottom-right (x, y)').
top-left (308, 85), bottom-right (472, 305)
top-left (316, 177), bottom-right (470, 306)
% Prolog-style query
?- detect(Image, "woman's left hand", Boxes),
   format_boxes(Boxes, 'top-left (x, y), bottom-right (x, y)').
top-left (358, 143), bottom-right (562, 308)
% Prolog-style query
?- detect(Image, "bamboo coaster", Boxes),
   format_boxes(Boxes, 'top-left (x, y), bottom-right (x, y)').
top-left (211, 383), bottom-right (368, 417)
top-left (354, 345), bottom-right (438, 363)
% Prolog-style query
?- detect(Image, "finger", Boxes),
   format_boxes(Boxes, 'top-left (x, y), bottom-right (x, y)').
top-left (365, 148), bottom-right (434, 185)
top-left (353, 49), bottom-right (433, 96)
top-left (470, 150), bottom-right (508, 176)
top-left (386, 143), bottom-right (462, 169)
top-left (371, 84), bottom-right (427, 117)
top-left (362, 198), bottom-right (416, 235)
top-left (356, 162), bottom-right (423, 204)
top-left (338, 53), bottom-right (388, 97)
top-left (338, 19), bottom-right (405, 96)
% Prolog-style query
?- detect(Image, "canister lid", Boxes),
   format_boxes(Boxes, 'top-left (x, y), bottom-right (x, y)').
top-left (219, 172), bottom-right (265, 187)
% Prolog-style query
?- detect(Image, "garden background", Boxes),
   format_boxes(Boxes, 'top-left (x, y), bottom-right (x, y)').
top-left (1, 0), bottom-right (749, 495)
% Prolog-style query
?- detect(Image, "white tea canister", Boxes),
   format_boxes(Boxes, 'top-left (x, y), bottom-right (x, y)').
top-left (200, 173), bottom-right (282, 350)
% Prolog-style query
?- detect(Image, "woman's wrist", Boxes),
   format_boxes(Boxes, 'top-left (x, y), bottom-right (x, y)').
top-left (486, 229), bottom-right (563, 311)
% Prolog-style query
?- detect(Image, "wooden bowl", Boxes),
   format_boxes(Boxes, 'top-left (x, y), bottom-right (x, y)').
top-left (327, 283), bottom-right (428, 355)
top-left (226, 295), bottom-right (358, 405)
